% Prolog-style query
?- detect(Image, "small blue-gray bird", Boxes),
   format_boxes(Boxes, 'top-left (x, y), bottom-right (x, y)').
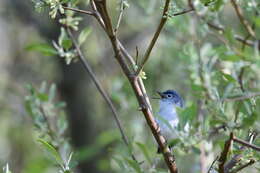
top-left (156, 90), bottom-right (184, 150)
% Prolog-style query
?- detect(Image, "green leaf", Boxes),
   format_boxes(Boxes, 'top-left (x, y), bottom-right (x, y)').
top-left (242, 111), bottom-right (258, 128)
top-left (135, 142), bottom-right (152, 164)
top-left (112, 157), bottom-right (126, 170)
top-left (220, 52), bottom-right (241, 62)
top-left (125, 158), bottom-right (143, 173)
top-left (178, 104), bottom-right (197, 128)
top-left (62, 39), bottom-right (73, 50)
top-left (26, 43), bottom-right (57, 56)
top-left (168, 138), bottom-right (181, 147)
top-left (78, 27), bottom-right (92, 46)
top-left (221, 72), bottom-right (236, 83)
top-left (224, 27), bottom-right (235, 44)
top-left (37, 139), bottom-right (63, 165)
top-left (37, 93), bottom-right (49, 102)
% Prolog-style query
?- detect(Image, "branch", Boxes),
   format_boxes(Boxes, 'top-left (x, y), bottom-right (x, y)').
top-left (115, 0), bottom-right (125, 33)
top-left (62, 6), bottom-right (94, 16)
top-left (136, 0), bottom-right (170, 75)
top-left (171, 8), bottom-right (194, 17)
top-left (207, 156), bottom-right (219, 173)
top-left (66, 27), bottom-right (137, 162)
top-left (224, 132), bottom-right (257, 173)
top-left (230, 0), bottom-right (256, 38)
top-left (91, 0), bottom-right (178, 172)
top-left (223, 92), bottom-right (260, 102)
top-left (233, 136), bottom-right (260, 152)
top-left (207, 22), bottom-right (258, 49)
top-left (188, 1), bottom-right (259, 50)
top-left (218, 133), bottom-right (233, 173)
top-left (229, 159), bottom-right (255, 173)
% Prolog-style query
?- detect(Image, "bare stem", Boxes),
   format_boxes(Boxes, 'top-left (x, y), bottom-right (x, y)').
top-left (233, 136), bottom-right (260, 152)
top-left (63, 6), bottom-right (94, 16)
top-left (136, 0), bottom-right (170, 75)
top-left (115, 0), bottom-right (125, 33)
top-left (223, 92), bottom-right (260, 102)
top-left (207, 156), bottom-right (219, 173)
top-left (66, 27), bottom-right (137, 162)
top-left (171, 8), bottom-right (194, 16)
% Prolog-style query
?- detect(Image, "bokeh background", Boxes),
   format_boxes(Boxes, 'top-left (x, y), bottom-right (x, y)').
top-left (0, 0), bottom-right (259, 173)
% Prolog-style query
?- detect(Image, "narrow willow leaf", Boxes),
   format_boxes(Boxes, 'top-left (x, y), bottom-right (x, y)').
top-left (26, 43), bottom-right (57, 56)
top-left (78, 27), bottom-right (92, 46)
top-left (125, 158), bottom-right (143, 173)
top-left (135, 142), bottom-right (152, 164)
top-left (37, 138), bottom-right (63, 165)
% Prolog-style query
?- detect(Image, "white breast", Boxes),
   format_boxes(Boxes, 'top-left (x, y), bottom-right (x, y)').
top-left (156, 100), bottom-right (179, 139)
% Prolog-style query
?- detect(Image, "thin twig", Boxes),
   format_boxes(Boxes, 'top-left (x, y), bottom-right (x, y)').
top-left (206, 22), bottom-right (256, 48)
top-left (233, 136), bottom-right (260, 152)
top-left (230, 0), bottom-right (256, 38)
top-left (39, 105), bottom-right (56, 141)
top-left (136, 0), bottom-right (170, 75)
top-left (66, 28), bottom-right (137, 162)
top-left (171, 8), bottom-right (194, 16)
top-left (207, 156), bottom-right (219, 173)
top-left (115, 0), bottom-right (125, 33)
top-left (187, 0), bottom-right (259, 50)
top-left (223, 92), bottom-right (260, 102)
top-left (229, 159), bottom-right (255, 173)
top-left (63, 6), bottom-right (94, 16)
top-left (219, 133), bottom-right (233, 173)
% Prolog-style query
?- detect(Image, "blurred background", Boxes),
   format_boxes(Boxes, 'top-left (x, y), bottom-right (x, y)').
top-left (0, 0), bottom-right (259, 173)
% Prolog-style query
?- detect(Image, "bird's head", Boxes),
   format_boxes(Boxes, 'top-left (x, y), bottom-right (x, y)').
top-left (157, 90), bottom-right (184, 108)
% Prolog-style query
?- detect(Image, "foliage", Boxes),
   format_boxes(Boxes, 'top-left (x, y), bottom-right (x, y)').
top-left (25, 82), bottom-right (74, 173)
top-left (17, 0), bottom-right (260, 172)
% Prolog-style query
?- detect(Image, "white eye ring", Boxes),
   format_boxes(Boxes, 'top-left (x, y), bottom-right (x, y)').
top-left (167, 94), bottom-right (172, 98)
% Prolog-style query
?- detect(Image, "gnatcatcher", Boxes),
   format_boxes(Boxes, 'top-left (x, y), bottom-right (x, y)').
top-left (156, 90), bottom-right (184, 152)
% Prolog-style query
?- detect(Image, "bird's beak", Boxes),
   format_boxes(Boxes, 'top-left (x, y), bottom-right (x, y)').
top-left (157, 91), bottom-right (166, 98)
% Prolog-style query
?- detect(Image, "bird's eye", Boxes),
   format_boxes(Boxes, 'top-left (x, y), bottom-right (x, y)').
top-left (167, 94), bottom-right (172, 98)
